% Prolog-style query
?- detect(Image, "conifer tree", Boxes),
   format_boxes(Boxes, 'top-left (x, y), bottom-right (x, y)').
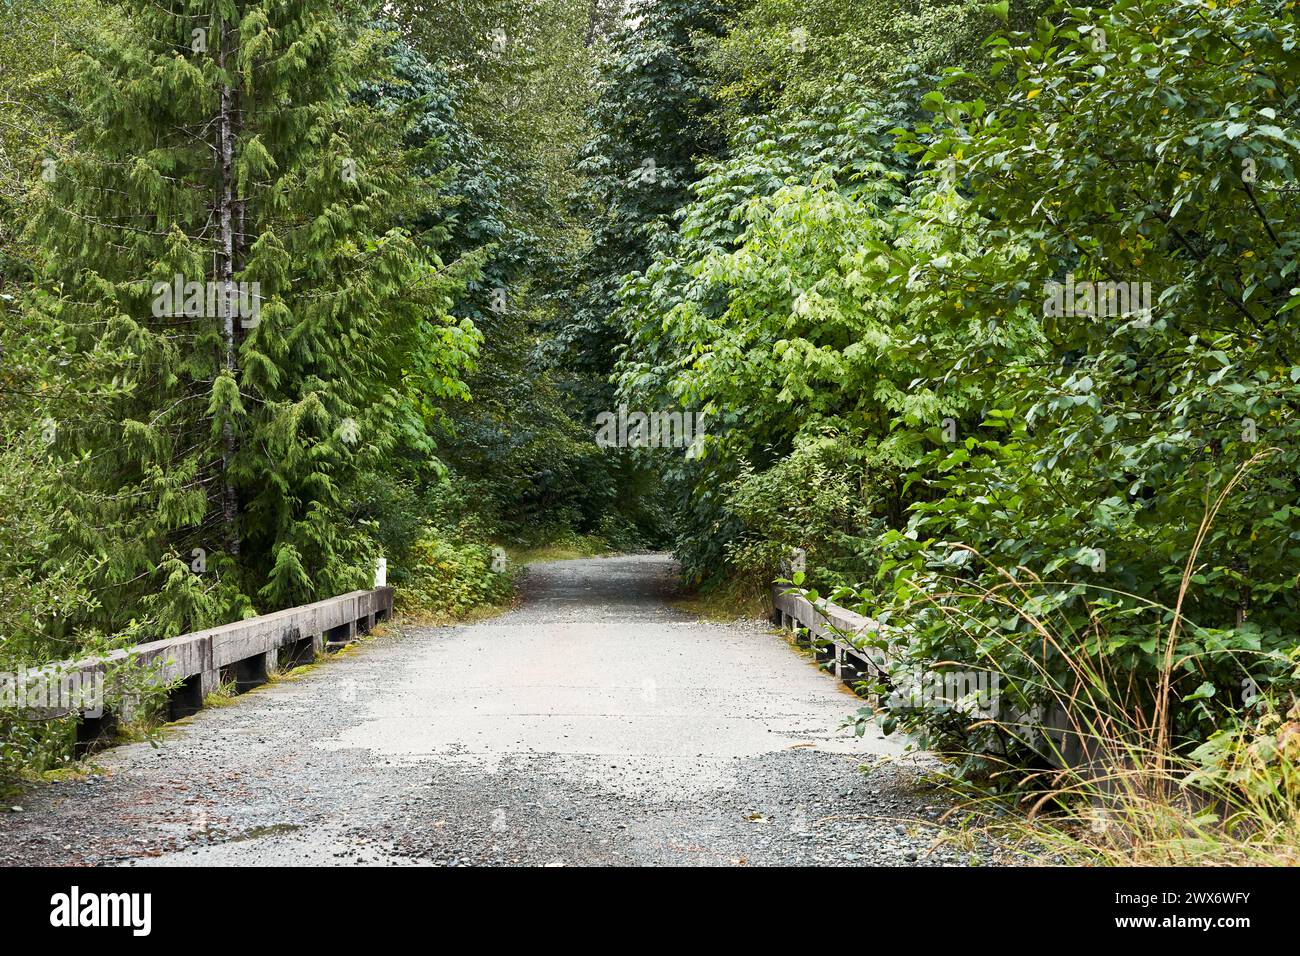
top-left (566, 0), bottom-right (730, 392)
top-left (29, 0), bottom-right (478, 635)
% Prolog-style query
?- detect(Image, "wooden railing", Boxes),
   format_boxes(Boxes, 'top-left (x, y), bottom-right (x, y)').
top-left (22, 587), bottom-right (394, 753)
top-left (771, 583), bottom-right (1092, 770)
top-left (771, 585), bottom-right (890, 693)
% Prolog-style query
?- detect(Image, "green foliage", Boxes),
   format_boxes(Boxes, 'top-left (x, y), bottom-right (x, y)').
top-left (371, 7), bottom-right (647, 542)
top-left (616, 90), bottom-right (1030, 581)
top-left (388, 0), bottom-right (599, 236)
top-left (0, 714), bottom-right (75, 783)
top-left (621, 0), bottom-right (1300, 777)
top-left (0, 0), bottom-right (110, 287)
top-left (24, 2), bottom-right (478, 640)
top-left (703, 0), bottom-right (1051, 123)
top-left (398, 531), bottom-right (514, 619)
top-left (722, 436), bottom-right (884, 588)
top-left (1191, 685), bottom-right (1300, 805)
top-left (567, 0), bottom-right (731, 388)
top-left (867, 0), bottom-right (1300, 760)
top-left (0, 2), bottom-right (160, 780)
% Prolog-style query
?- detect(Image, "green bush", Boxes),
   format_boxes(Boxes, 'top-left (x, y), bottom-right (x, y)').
top-left (723, 433), bottom-right (885, 595)
top-left (622, 0), bottom-right (1300, 780)
top-left (397, 531), bottom-right (514, 619)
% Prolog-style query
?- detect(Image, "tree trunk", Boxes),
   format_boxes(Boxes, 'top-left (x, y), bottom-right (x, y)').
top-left (217, 18), bottom-right (240, 558)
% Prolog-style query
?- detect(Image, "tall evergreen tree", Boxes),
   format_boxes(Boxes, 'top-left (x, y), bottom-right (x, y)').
top-left (565, 0), bottom-right (731, 395)
top-left (377, 6), bottom-right (641, 541)
top-left (28, 1), bottom-right (478, 636)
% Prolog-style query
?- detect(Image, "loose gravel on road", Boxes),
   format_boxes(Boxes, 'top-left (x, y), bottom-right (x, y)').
top-left (0, 555), bottom-right (1017, 867)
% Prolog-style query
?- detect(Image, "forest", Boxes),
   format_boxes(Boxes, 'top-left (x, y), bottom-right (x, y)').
top-left (2, 0), bottom-right (1299, 858)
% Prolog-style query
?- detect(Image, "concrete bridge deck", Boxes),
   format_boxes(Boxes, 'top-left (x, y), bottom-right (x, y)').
top-left (0, 555), bottom-right (1010, 866)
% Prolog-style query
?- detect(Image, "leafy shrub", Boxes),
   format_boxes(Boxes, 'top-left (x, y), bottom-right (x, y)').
top-left (0, 715), bottom-right (77, 785)
top-left (625, 0), bottom-right (1300, 781)
top-left (855, 0), bottom-right (1300, 767)
top-left (723, 433), bottom-right (884, 595)
top-left (397, 531), bottom-right (514, 620)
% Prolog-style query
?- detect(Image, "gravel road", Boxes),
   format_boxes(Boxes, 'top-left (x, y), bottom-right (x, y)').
top-left (0, 555), bottom-right (1014, 866)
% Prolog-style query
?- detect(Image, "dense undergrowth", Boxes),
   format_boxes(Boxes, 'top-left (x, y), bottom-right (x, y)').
top-left (612, 0), bottom-right (1300, 852)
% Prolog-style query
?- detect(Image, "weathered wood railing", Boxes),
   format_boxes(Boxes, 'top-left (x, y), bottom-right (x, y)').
top-left (771, 585), bottom-right (890, 693)
top-left (771, 584), bottom-right (1091, 769)
top-left (27, 587), bottom-right (394, 753)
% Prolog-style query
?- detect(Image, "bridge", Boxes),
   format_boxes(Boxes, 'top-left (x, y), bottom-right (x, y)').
top-left (0, 555), bottom-right (1011, 867)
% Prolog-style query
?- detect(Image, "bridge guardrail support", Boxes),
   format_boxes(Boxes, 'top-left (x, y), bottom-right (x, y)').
top-left (771, 582), bottom-right (1097, 774)
top-left (27, 586), bottom-right (395, 754)
top-left (771, 585), bottom-right (884, 699)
